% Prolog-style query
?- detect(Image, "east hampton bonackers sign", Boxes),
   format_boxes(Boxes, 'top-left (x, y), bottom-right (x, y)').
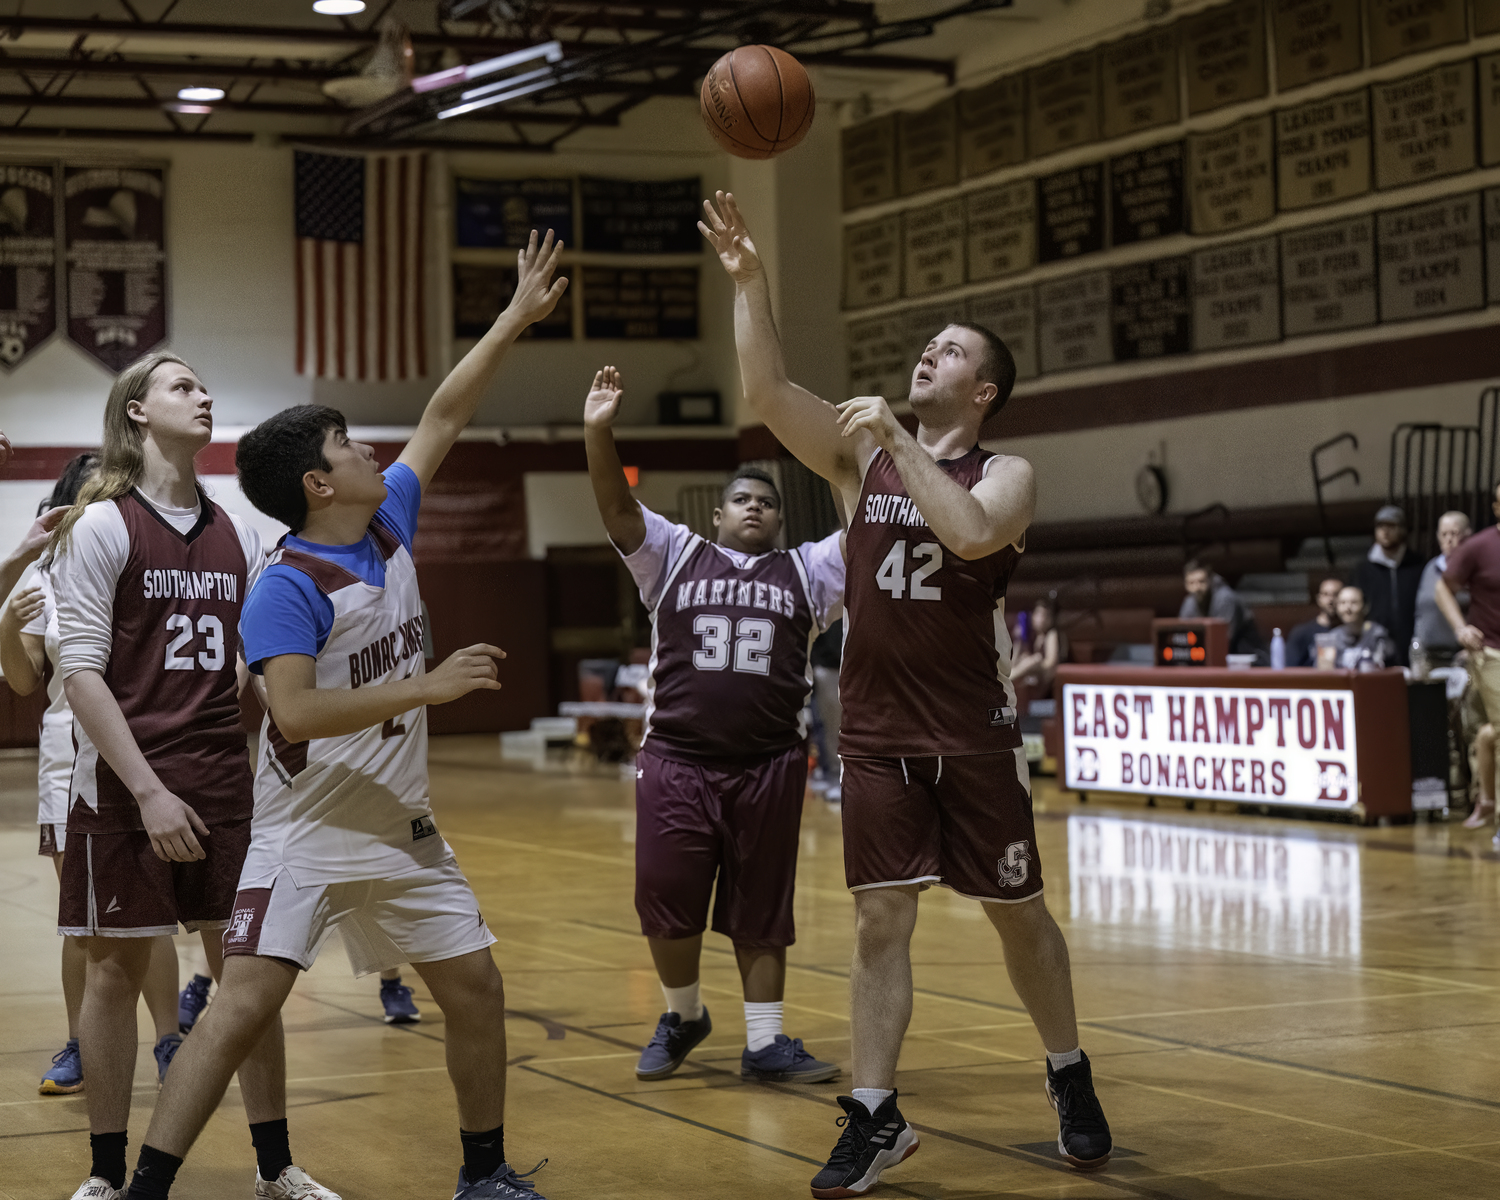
top-left (1062, 681), bottom-right (1359, 809)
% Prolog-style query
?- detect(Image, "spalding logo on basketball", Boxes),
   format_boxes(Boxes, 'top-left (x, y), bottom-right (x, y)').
top-left (700, 45), bottom-right (816, 160)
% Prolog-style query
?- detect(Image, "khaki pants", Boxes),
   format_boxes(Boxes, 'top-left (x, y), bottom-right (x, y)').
top-left (1468, 647), bottom-right (1500, 727)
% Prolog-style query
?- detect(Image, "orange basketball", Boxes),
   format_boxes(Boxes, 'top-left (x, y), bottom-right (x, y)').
top-left (700, 45), bottom-right (815, 159)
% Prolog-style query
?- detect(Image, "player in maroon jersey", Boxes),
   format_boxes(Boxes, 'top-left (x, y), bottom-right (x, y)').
top-left (702, 194), bottom-right (1111, 1194)
top-left (583, 365), bottom-right (844, 1084)
top-left (47, 353), bottom-right (334, 1200)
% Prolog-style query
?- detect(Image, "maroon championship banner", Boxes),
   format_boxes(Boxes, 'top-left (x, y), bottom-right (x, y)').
top-left (0, 162), bottom-right (58, 371)
top-left (63, 165), bottom-right (167, 372)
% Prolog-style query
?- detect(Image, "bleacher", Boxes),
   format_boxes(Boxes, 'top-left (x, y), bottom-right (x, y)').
top-left (1008, 498), bottom-right (1380, 661)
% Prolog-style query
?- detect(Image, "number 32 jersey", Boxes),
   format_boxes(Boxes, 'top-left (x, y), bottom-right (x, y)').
top-left (622, 505), bottom-right (845, 762)
top-left (53, 490), bottom-right (265, 834)
top-left (840, 446), bottom-right (1024, 760)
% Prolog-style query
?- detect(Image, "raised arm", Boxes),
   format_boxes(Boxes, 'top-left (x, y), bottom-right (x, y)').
top-left (839, 396), bottom-right (1034, 559)
top-left (398, 228), bottom-right (569, 491)
top-left (700, 192), bottom-right (868, 492)
top-left (582, 366), bottom-right (648, 555)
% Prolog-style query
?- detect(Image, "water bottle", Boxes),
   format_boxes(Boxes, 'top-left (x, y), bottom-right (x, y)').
top-left (1410, 638), bottom-right (1429, 680)
top-left (1270, 627), bottom-right (1286, 670)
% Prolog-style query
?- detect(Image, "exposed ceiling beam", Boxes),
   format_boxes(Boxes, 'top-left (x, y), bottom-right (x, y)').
top-left (0, 56), bottom-right (345, 82)
top-left (0, 124), bottom-right (557, 151)
top-left (0, 7), bottom-right (877, 46)
top-left (0, 92), bottom-right (621, 125)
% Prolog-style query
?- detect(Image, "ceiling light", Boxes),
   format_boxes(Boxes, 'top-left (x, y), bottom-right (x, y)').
top-left (413, 41), bottom-right (563, 94)
top-left (165, 102), bottom-right (214, 114)
top-left (312, 0), bottom-right (366, 14)
top-left (177, 86), bottom-right (224, 102)
top-left (438, 74), bottom-right (557, 119)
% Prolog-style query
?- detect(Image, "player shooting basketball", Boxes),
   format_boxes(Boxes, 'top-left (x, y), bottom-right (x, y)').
top-left (700, 192), bottom-right (1112, 1197)
top-left (583, 364), bottom-right (844, 1085)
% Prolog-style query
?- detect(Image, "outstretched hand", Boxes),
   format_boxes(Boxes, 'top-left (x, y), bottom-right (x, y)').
top-left (584, 366), bottom-right (624, 429)
top-left (16, 507), bottom-right (66, 565)
top-left (699, 191), bottom-right (762, 282)
top-left (503, 228), bottom-right (570, 327)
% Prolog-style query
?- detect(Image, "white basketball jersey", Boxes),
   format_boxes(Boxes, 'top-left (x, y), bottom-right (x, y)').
top-left (241, 519), bottom-right (450, 888)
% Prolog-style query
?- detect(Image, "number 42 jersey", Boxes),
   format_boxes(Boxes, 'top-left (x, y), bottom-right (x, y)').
top-left (840, 446), bottom-right (1025, 760)
top-left (622, 505), bottom-right (845, 762)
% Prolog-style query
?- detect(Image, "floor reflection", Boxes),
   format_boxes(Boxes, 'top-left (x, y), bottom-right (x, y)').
top-left (1067, 814), bottom-right (1361, 959)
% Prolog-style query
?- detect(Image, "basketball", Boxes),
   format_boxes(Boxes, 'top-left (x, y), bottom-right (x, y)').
top-left (700, 45), bottom-right (816, 159)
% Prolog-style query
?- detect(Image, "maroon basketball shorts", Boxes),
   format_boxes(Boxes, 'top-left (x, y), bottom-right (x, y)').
top-left (57, 817), bottom-right (252, 937)
top-left (841, 748), bottom-right (1043, 903)
top-left (634, 744), bottom-right (807, 948)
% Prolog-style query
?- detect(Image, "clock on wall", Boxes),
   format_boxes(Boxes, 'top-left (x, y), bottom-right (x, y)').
top-left (1136, 464), bottom-right (1168, 515)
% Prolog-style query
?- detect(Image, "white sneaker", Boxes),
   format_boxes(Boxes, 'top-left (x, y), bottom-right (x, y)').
top-left (70, 1179), bottom-right (122, 1200)
top-left (255, 1165), bottom-right (343, 1200)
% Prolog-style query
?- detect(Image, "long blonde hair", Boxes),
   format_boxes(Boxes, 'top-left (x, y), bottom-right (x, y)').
top-left (48, 351), bottom-right (194, 555)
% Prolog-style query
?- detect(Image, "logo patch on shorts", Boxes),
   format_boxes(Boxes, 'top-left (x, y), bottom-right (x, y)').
top-left (411, 815), bottom-right (437, 842)
top-left (989, 706), bottom-right (1016, 726)
top-left (998, 840), bottom-right (1031, 888)
top-left (227, 906), bottom-right (256, 943)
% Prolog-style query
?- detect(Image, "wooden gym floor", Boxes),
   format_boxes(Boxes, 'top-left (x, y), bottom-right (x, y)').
top-left (4, 736), bottom-right (1500, 1199)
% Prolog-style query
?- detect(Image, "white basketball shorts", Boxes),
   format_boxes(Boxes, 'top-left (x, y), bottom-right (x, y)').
top-left (222, 857), bottom-right (496, 977)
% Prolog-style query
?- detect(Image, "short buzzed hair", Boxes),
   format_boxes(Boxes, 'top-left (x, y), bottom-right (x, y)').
top-left (1439, 510), bottom-right (1472, 530)
top-left (721, 466), bottom-right (781, 509)
top-left (946, 322), bottom-right (1017, 421)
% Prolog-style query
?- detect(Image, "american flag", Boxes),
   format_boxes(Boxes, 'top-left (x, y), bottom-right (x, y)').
top-left (294, 149), bottom-right (428, 380)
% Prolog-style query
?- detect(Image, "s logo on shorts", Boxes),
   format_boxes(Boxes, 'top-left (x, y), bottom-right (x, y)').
top-left (998, 840), bottom-right (1031, 888)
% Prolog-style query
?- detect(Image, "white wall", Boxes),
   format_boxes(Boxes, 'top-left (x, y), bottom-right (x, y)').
top-left (993, 378), bottom-right (1476, 524)
top-left (524, 469), bottom-right (732, 557)
top-left (0, 98), bottom-right (744, 442)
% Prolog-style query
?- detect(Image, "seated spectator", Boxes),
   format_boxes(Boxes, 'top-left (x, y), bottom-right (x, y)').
top-left (1180, 559), bottom-right (1264, 659)
top-left (1352, 504), bottom-right (1424, 666)
top-left (1012, 596), bottom-right (1068, 697)
top-left (1326, 585), bottom-right (1395, 669)
top-left (1287, 576), bottom-right (1343, 668)
top-left (1414, 510), bottom-right (1471, 670)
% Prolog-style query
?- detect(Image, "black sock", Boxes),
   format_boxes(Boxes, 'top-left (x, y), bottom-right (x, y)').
top-left (249, 1118), bottom-right (293, 1182)
top-left (126, 1143), bottom-right (183, 1200)
top-left (90, 1130), bottom-right (129, 1190)
top-left (459, 1123), bottom-right (505, 1182)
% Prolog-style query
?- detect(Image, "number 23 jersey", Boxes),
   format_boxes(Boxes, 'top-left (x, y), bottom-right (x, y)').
top-left (623, 505), bottom-right (845, 762)
top-left (840, 446), bottom-right (1025, 760)
top-left (53, 490), bottom-right (265, 833)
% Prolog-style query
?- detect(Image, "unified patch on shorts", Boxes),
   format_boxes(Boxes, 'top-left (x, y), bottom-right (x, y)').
top-left (989, 706), bottom-right (1016, 726)
top-left (411, 814), bottom-right (437, 841)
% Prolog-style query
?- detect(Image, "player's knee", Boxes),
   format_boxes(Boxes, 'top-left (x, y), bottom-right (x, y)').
top-left (853, 888), bottom-right (918, 946)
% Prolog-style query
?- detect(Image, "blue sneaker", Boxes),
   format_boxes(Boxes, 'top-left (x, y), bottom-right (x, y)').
top-left (178, 973), bottom-right (212, 1033)
top-left (453, 1159), bottom-right (548, 1198)
top-left (741, 1034), bottom-right (839, 1083)
top-left (635, 1008), bottom-right (712, 1080)
top-left (154, 1032), bottom-right (183, 1087)
top-left (39, 1037), bottom-right (84, 1094)
top-left (380, 977), bottom-right (421, 1025)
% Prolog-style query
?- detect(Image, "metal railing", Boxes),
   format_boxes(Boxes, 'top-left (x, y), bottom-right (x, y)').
top-left (1311, 432), bottom-right (1359, 567)
top-left (1389, 422), bottom-right (1479, 558)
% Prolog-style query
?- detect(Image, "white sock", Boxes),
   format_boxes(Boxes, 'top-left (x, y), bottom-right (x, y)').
top-left (662, 981), bottom-right (703, 1022)
top-left (743, 1001), bottom-right (783, 1052)
top-left (1046, 1047), bottom-right (1082, 1070)
top-left (851, 1087), bottom-right (894, 1116)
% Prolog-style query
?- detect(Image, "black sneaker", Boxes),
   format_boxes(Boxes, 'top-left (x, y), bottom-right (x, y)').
top-left (1044, 1052), bottom-right (1111, 1170)
top-left (635, 1008), bottom-right (712, 1080)
top-left (809, 1092), bottom-right (918, 1198)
